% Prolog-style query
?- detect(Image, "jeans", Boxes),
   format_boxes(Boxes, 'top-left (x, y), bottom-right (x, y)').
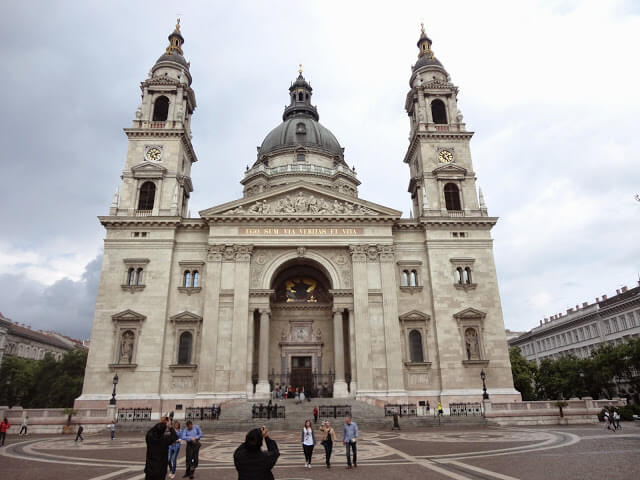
top-left (346, 441), bottom-right (357, 466)
top-left (323, 440), bottom-right (333, 465)
top-left (19, 426), bottom-right (27, 435)
top-left (0, 432), bottom-right (6, 446)
top-left (185, 440), bottom-right (200, 476)
top-left (303, 444), bottom-right (314, 464)
top-left (168, 443), bottom-right (181, 474)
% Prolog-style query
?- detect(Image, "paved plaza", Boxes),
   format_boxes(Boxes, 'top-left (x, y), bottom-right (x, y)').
top-left (1, 424), bottom-right (639, 479)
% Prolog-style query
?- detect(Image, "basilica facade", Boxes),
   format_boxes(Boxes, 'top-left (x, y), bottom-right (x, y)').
top-left (76, 23), bottom-right (520, 414)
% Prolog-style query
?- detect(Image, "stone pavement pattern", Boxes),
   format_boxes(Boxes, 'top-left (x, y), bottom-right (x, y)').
top-left (1, 424), bottom-right (639, 479)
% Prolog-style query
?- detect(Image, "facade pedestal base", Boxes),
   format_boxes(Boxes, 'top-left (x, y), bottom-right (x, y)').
top-left (333, 380), bottom-right (349, 398)
top-left (349, 381), bottom-right (357, 397)
top-left (254, 381), bottom-right (271, 399)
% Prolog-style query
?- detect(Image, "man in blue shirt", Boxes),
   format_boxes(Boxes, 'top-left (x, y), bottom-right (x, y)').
top-left (342, 416), bottom-right (358, 468)
top-left (182, 420), bottom-right (202, 479)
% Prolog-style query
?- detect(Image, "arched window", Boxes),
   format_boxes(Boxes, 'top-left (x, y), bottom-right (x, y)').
top-left (138, 182), bottom-right (156, 210)
top-left (464, 267), bottom-right (472, 284)
top-left (296, 122), bottom-right (306, 134)
top-left (127, 267), bottom-right (136, 286)
top-left (401, 270), bottom-right (409, 286)
top-left (409, 270), bottom-right (418, 287)
top-left (431, 99), bottom-right (447, 124)
top-left (152, 96), bottom-right (169, 121)
top-left (136, 268), bottom-right (144, 285)
top-left (298, 92), bottom-right (304, 101)
top-left (192, 271), bottom-right (199, 287)
top-left (178, 331), bottom-right (193, 365)
top-left (455, 267), bottom-right (463, 284)
top-left (183, 270), bottom-right (191, 287)
top-left (444, 183), bottom-right (461, 211)
top-left (409, 330), bottom-right (424, 363)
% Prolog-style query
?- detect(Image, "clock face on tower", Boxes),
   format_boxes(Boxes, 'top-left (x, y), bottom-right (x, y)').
top-left (145, 146), bottom-right (162, 162)
top-left (438, 149), bottom-right (454, 163)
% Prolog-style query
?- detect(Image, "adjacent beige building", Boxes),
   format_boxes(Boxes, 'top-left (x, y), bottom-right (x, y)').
top-left (76, 23), bottom-right (520, 414)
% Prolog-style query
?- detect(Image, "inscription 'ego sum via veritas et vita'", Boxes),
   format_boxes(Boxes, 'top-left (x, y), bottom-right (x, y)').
top-left (239, 227), bottom-right (364, 236)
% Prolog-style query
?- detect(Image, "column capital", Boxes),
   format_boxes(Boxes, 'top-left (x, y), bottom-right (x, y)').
top-left (378, 244), bottom-right (395, 262)
top-left (207, 244), bottom-right (224, 262)
top-left (349, 244), bottom-right (367, 262)
top-left (235, 244), bottom-right (254, 262)
top-left (258, 308), bottom-right (271, 316)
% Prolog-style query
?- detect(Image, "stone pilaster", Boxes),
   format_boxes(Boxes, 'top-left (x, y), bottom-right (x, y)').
top-left (246, 309), bottom-right (255, 398)
top-left (197, 245), bottom-right (223, 393)
top-left (255, 308), bottom-right (271, 398)
top-left (378, 245), bottom-right (405, 392)
top-left (333, 309), bottom-right (348, 398)
top-left (229, 245), bottom-right (253, 394)
top-left (348, 308), bottom-right (357, 396)
top-left (349, 245), bottom-right (373, 392)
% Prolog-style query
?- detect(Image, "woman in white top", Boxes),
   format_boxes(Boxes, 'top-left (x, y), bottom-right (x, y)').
top-left (300, 419), bottom-right (315, 468)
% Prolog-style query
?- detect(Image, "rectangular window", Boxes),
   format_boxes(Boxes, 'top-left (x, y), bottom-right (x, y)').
top-left (611, 318), bottom-right (618, 332)
top-left (573, 331), bottom-right (579, 343)
top-left (604, 320), bottom-right (611, 335)
top-left (620, 315), bottom-right (627, 330)
top-left (629, 312), bottom-right (637, 328)
top-left (591, 324), bottom-right (598, 337)
top-left (577, 329), bottom-right (583, 341)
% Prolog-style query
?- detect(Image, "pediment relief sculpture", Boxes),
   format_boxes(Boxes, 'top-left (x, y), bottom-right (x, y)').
top-left (222, 191), bottom-right (379, 216)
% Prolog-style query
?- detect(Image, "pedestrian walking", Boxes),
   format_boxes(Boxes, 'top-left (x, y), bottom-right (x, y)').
top-left (75, 424), bottom-right (84, 442)
top-left (108, 421), bottom-right (116, 440)
top-left (0, 417), bottom-right (10, 446)
top-left (301, 419), bottom-right (315, 468)
top-left (144, 418), bottom-right (178, 480)
top-left (300, 387), bottom-right (306, 403)
top-left (313, 406), bottom-right (319, 424)
top-left (320, 420), bottom-right (337, 468)
top-left (182, 420), bottom-right (202, 479)
top-left (604, 409), bottom-right (612, 430)
top-left (437, 401), bottom-right (444, 416)
top-left (167, 420), bottom-right (183, 479)
top-left (18, 416), bottom-right (28, 435)
top-left (614, 410), bottom-right (621, 430)
top-left (234, 425), bottom-right (280, 480)
top-left (217, 404), bottom-right (221, 420)
top-left (343, 416), bottom-right (358, 469)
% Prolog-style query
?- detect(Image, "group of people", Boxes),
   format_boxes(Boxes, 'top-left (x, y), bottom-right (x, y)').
top-left (603, 408), bottom-right (622, 431)
top-left (302, 415), bottom-right (358, 469)
top-left (144, 416), bottom-right (202, 480)
top-left (273, 385), bottom-right (312, 402)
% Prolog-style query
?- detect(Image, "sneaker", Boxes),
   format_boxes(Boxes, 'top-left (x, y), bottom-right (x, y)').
top-left (304, 462), bottom-right (308, 467)
top-left (308, 464), bottom-right (312, 469)
top-left (169, 475), bottom-right (175, 479)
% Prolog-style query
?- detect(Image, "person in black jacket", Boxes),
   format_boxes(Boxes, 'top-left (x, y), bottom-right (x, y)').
top-left (234, 425), bottom-right (280, 480)
top-left (144, 419), bottom-right (178, 480)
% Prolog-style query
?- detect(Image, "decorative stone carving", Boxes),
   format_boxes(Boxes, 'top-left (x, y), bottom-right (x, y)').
top-left (349, 245), bottom-right (367, 262)
top-left (222, 192), bottom-right (379, 216)
top-left (235, 245), bottom-right (254, 262)
top-left (366, 245), bottom-right (379, 261)
top-left (207, 245), bottom-right (224, 262)
top-left (378, 245), bottom-right (395, 262)
top-left (297, 247), bottom-right (306, 257)
top-left (465, 328), bottom-right (480, 360)
top-left (119, 331), bottom-right (134, 364)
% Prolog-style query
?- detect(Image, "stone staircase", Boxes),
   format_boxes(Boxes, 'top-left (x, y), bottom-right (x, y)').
top-left (117, 398), bottom-right (487, 432)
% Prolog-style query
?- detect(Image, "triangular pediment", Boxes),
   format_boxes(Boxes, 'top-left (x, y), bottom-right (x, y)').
top-left (170, 311), bottom-right (203, 322)
top-left (432, 163), bottom-right (467, 177)
top-left (200, 182), bottom-right (401, 218)
top-left (399, 310), bottom-right (431, 322)
top-left (453, 307), bottom-right (486, 320)
top-left (131, 162), bottom-right (167, 178)
top-left (111, 309), bottom-right (146, 322)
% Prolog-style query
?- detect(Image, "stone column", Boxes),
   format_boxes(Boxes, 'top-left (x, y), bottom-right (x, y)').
top-left (348, 308), bottom-right (357, 396)
top-left (349, 245), bottom-right (373, 393)
top-left (197, 245), bottom-right (223, 393)
top-left (229, 245), bottom-right (253, 394)
top-left (333, 309), bottom-right (348, 398)
top-left (379, 245), bottom-right (405, 392)
top-left (246, 309), bottom-right (255, 398)
top-left (255, 308), bottom-right (271, 398)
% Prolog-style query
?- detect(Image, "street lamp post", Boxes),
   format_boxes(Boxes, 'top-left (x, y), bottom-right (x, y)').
top-left (480, 368), bottom-right (489, 400)
top-left (109, 373), bottom-right (119, 405)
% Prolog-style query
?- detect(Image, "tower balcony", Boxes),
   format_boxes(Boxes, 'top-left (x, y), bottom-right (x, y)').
top-left (244, 162), bottom-right (358, 181)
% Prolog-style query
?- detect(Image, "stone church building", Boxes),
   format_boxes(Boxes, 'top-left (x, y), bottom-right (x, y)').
top-left (76, 23), bottom-right (520, 413)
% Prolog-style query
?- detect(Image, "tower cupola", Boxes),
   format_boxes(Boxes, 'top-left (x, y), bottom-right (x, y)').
top-left (283, 66), bottom-right (319, 121)
top-left (412, 23), bottom-right (444, 72)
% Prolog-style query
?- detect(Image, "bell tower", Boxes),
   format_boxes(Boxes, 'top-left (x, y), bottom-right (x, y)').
top-left (110, 19), bottom-right (198, 217)
top-left (404, 25), bottom-right (487, 218)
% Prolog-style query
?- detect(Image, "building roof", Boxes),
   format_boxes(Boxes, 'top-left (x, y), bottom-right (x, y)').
top-left (0, 312), bottom-right (86, 351)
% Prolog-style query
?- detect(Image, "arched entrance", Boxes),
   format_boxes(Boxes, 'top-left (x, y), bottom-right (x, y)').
top-left (252, 258), bottom-right (350, 398)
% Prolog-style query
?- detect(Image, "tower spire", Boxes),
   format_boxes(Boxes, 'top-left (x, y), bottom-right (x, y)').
top-left (417, 23), bottom-right (434, 59)
top-left (165, 18), bottom-right (185, 55)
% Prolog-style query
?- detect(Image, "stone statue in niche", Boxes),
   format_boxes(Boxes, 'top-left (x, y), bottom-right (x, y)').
top-left (313, 328), bottom-right (323, 341)
top-left (465, 328), bottom-right (480, 360)
top-left (120, 331), bottom-right (135, 363)
top-left (281, 327), bottom-right (289, 341)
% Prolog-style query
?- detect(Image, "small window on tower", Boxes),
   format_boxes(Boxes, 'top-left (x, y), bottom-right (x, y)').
top-left (296, 153), bottom-right (306, 162)
top-left (138, 182), bottom-right (156, 211)
top-left (431, 99), bottom-right (448, 124)
top-left (296, 122), bottom-right (307, 134)
top-left (298, 92), bottom-right (304, 101)
top-left (152, 96), bottom-right (169, 121)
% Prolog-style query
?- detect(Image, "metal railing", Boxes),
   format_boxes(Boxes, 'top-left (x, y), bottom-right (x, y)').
top-left (252, 404), bottom-right (286, 419)
top-left (244, 163), bottom-right (357, 180)
top-left (449, 402), bottom-right (482, 416)
top-left (185, 407), bottom-right (216, 421)
top-left (318, 405), bottom-right (351, 419)
top-left (117, 408), bottom-right (152, 422)
top-left (269, 371), bottom-right (336, 398)
top-left (384, 404), bottom-right (418, 417)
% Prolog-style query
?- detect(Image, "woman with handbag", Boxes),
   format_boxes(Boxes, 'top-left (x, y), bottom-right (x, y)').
top-left (320, 420), bottom-right (337, 468)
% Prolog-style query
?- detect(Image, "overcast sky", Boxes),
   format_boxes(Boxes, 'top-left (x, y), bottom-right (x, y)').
top-left (0, 0), bottom-right (638, 339)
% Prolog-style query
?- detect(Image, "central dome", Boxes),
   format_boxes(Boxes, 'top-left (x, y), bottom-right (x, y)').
top-left (257, 72), bottom-right (344, 161)
top-left (259, 116), bottom-right (343, 159)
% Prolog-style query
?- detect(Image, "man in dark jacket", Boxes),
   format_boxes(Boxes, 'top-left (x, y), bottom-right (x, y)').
top-left (234, 425), bottom-right (279, 480)
top-left (144, 420), bottom-right (178, 480)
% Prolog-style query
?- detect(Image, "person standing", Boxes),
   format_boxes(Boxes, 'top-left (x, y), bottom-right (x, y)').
top-left (108, 421), bottom-right (116, 440)
top-left (313, 406), bottom-right (319, 424)
top-left (0, 417), bottom-right (10, 446)
top-left (320, 420), bottom-right (336, 468)
top-left (19, 416), bottom-right (28, 436)
top-left (75, 424), bottom-right (84, 442)
top-left (343, 416), bottom-right (358, 469)
top-left (437, 402), bottom-right (444, 416)
top-left (301, 419), bottom-right (315, 468)
top-left (234, 425), bottom-right (280, 480)
top-left (167, 420), bottom-right (183, 479)
top-left (144, 419), bottom-right (178, 480)
top-left (182, 420), bottom-right (202, 479)
top-left (614, 409), bottom-right (621, 430)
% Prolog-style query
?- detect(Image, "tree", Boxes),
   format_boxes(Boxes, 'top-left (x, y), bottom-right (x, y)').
top-left (509, 347), bottom-right (538, 400)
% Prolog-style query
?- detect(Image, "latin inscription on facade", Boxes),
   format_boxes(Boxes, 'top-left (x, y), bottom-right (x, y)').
top-left (240, 227), bottom-right (364, 236)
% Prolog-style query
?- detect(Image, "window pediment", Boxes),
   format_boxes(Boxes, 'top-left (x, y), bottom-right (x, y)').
top-left (399, 310), bottom-right (431, 322)
top-left (131, 162), bottom-right (168, 179)
top-left (453, 307), bottom-right (486, 321)
top-left (112, 309), bottom-right (146, 323)
top-left (432, 163), bottom-right (467, 179)
top-left (170, 311), bottom-right (203, 323)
